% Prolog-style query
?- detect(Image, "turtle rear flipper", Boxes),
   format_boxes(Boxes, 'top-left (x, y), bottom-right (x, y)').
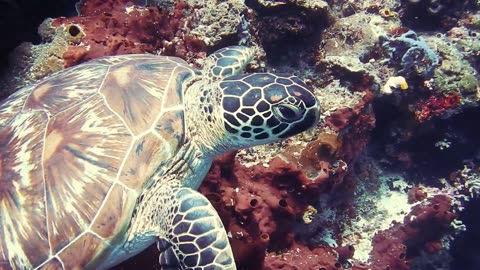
top-left (161, 187), bottom-right (235, 270)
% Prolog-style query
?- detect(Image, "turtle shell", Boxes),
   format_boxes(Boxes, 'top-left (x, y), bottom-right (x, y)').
top-left (0, 54), bottom-right (195, 269)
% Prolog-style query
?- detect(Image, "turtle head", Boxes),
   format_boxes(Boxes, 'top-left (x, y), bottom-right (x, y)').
top-left (185, 46), bottom-right (320, 155)
top-left (216, 73), bottom-right (320, 150)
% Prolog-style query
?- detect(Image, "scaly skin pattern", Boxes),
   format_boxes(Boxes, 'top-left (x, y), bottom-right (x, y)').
top-left (0, 46), bottom-right (320, 270)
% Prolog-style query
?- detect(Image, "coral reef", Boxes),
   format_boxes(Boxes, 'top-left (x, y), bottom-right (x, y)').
top-left (53, 0), bottom-right (205, 67)
top-left (0, 0), bottom-right (479, 269)
top-left (382, 30), bottom-right (439, 78)
top-left (415, 93), bottom-right (462, 122)
top-left (427, 26), bottom-right (479, 103)
top-left (189, 0), bottom-right (247, 47)
top-left (0, 0), bottom-right (77, 59)
top-left (401, 0), bottom-right (473, 30)
top-left (245, 0), bottom-right (333, 61)
top-left (0, 0), bottom-right (205, 99)
top-left (149, 0), bottom-right (248, 48)
top-left (0, 18), bottom-right (72, 99)
top-left (369, 195), bottom-right (456, 269)
top-left (198, 152), bottom-right (345, 269)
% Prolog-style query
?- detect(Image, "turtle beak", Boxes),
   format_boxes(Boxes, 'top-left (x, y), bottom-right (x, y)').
top-left (310, 99), bottom-right (321, 126)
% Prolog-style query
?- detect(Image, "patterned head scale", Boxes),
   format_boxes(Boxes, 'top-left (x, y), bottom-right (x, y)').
top-left (220, 73), bottom-right (320, 144)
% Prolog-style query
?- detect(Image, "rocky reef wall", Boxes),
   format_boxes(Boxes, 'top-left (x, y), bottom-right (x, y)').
top-left (1, 0), bottom-right (480, 269)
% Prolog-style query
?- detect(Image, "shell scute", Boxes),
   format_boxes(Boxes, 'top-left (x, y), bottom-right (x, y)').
top-left (91, 183), bottom-right (137, 240)
top-left (119, 132), bottom-right (171, 190)
top-left (154, 110), bottom-right (186, 153)
top-left (0, 84), bottom-right (36, 128)
top-left (92, 54), bottom-right (185, 66)
top-left (24, 64), bottom-right (109, 116)
top-left (0, 110), bottom-right (49, 268)
top-left (39, 258), bottom-right (63, 270)
top-left (57, 232), bottom-right (107, 269)
top-left (43, 94), bottom-right (132, 254)
top-left (99, 58), bottom-right (193, 135)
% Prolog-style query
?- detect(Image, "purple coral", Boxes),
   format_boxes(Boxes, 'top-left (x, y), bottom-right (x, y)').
top-left (382, 30), bottom-right (440, 78)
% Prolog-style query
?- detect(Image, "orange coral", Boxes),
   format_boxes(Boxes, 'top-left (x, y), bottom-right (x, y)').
top-left (299, 133), bottom-right (343, 167)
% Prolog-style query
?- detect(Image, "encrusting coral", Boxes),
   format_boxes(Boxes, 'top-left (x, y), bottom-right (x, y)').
top-left (0, 0), bottom-right (479, 268)
top-left (52, 0), bottom-right (206, 67)
top-left (198, 152), bottom-right (347, 269)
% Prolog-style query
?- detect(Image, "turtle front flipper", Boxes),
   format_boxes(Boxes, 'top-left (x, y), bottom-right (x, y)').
top-left (204, 46), bottom-right (254, 82)
top-left (157, 238), bottom-right (180, 269)
top-left (160, 187), bottom-right (235, 270)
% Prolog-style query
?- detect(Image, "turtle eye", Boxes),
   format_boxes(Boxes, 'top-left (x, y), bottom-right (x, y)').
top-left (273, 103), bottom-right (303, 121)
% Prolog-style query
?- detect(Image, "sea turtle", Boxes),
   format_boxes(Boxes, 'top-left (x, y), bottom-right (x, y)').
top-left (0, 46), bottom-right (320, 269)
